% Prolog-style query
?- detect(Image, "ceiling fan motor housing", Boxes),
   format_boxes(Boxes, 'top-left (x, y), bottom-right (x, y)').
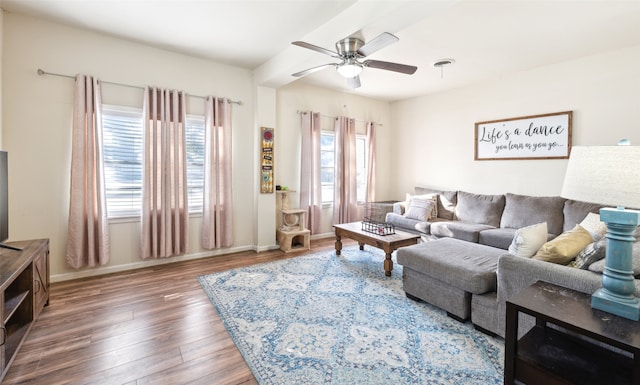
top-left (336, 37), bottom-right (365, 58)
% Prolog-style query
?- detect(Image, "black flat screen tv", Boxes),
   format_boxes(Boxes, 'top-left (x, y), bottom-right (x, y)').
top-left (0, 151), bottom-right (21, 251)
top-left (0, 151), bottom-right (8, 242)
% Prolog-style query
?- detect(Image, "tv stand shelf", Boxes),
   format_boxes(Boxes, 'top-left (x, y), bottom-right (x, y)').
top-left (0, 239), bottom-right (49, 382)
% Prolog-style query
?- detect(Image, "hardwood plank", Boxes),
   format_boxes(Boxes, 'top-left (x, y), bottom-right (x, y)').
top-left (2, 237), bottom-right (349, 385)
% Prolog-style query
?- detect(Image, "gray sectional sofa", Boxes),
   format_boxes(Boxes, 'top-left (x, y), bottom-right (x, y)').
top-left (387, 186), bottom-right (640, 337)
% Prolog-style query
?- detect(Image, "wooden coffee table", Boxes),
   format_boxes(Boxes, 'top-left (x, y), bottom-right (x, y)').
top-left (333, 222), bottom-right (421, 276)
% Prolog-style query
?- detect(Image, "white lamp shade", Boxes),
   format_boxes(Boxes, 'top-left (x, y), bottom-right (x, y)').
top-left (336, 63), bottom-right (363, 78)
top-left (561, 146), bottom-right (640, 209)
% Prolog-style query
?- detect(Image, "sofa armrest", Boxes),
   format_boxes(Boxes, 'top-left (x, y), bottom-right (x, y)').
top-left (497, 254), bottom-right (605, 303)
top-left (393, 201), bottom-right (407, 215)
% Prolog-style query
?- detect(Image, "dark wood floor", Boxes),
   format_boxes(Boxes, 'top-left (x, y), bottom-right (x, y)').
top-left (3, 237), bottom-right (353, 385)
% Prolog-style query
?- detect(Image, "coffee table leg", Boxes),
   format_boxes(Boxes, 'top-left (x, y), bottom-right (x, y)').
top-left (335, 234), bottom-right (342, 256)
top-left (384, 251), bottom-right (393, 277)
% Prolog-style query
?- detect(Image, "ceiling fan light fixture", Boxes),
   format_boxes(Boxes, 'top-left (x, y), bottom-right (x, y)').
top-left (433, 58), bottom-right (455, 79)
top-left (337, 63), bottom-right (363, 78)
top-left (433, 58), bottom-right (456, 68)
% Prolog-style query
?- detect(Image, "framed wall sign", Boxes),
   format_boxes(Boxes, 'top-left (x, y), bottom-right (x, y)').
top-left (474, 111), bottom-right (572, 160)
top-left (260, 127), bottom-right (274, 193)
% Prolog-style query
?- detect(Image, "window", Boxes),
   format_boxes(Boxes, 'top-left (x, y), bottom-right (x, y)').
top-left (102, 105), bottom-right (205, 218)
top-left (320, 133), bottom-right (335, 203)
top-left (320, 132), bottom-right (368, 204)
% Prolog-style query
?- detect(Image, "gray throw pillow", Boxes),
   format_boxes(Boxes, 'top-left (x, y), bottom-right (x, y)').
top-left (563, 200), bottom-right (604, 233)
top-left (570, 239), bottom-right (606, 269)
top-left (500, 193), bottom-right (566, 236)
top-left (454, 191), bottom-right (505, 227)
top-left (414, 187), bottom-right (457, 220)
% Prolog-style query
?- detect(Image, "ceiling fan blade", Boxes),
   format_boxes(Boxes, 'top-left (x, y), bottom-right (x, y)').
top-left (292, 63), bottom-right (336, 77)
top-left (357, 32), bottom-right (399, 57)
top-left (292, 41), bottom-right (341, 58)
top-left (347, 76), bottom-right (361, 89)
top-left (364, 60), bottom-right (417, 75)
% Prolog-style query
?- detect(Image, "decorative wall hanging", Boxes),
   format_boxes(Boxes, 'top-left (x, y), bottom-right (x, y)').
top-left (260, 127), bottom-right (274, 193)
top-left (475, 111), bottom-right (572, 160)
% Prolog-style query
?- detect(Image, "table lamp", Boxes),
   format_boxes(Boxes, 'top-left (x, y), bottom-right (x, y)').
top-left (561, 143), bottom-right (640, 320)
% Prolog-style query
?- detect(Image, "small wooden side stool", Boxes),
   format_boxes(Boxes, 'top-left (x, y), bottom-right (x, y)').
top-left (276, 228), bottom-right (311, 253)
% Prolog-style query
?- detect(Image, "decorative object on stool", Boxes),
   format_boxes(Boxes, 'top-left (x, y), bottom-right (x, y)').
top-left (561, 142), bottom-right (640, 320)
top-left (276, 206), bottom-right (310, 252)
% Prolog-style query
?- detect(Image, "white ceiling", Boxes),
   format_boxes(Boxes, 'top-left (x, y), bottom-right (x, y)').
top-left (3, 0), bottom-right (640, 102)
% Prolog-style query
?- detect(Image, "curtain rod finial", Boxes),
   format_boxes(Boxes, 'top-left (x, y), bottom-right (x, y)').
top-left (37, 69), bottom-right (45, 76)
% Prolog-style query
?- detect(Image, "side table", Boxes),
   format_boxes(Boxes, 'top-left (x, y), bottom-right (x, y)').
top-left (505, 281), bottom-right (640, 385)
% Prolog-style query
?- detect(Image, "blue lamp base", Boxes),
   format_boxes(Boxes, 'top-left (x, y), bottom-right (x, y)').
top-left (591, 207), bottom-right (640, 321)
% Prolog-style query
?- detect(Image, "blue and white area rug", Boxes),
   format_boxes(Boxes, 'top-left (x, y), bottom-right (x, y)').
top-left (198, 246), bottom-right (504, 385)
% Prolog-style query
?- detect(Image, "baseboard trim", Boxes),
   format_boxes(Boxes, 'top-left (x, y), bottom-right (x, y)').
top-left (53, 232), bottom-right (337, 283)
top-left (51, 244), bottom-right (254, 283)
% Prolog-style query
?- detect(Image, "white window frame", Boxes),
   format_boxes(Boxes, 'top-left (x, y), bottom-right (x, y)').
top-left (320, 131), bottom-right (368, 205)
top-left (101, 104), bottom-right (205, 219)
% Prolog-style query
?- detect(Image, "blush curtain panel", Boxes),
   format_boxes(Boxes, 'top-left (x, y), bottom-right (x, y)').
top-left (140, 87), bottom-right (189, 259)
top-left (201, 97), bottom-right (233, 249)
top-left (366, 121), bottom-right (376, 203)
top-left (333, 116), bottom-right (359, 224)
top-left (299, 111), bottom-right (323, 234)
top-left (67, 74), bottom-right (110, 268)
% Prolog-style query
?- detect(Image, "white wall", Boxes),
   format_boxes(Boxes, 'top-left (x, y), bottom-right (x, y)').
top-left (390, 44), bottom-right (640, 198)
top-left (276, 82), bottom-right (393, 235)
top-left (254, 86), bottom-right (278, 250)
top-left (3, 13), bottom-right (257, 281)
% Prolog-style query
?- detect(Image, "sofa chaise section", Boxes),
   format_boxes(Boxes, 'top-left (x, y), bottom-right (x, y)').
top-left (390, 186), bottom-right (620, 338)
top-left (397, 238), bottom-right (505, 321)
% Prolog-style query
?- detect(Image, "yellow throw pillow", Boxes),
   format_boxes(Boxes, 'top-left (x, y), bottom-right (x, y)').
top-left (533, 224), bottom-right (593, 265)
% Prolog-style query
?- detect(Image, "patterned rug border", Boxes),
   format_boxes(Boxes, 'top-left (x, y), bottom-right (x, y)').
top-left (198, 246), bottom-right (504, 385)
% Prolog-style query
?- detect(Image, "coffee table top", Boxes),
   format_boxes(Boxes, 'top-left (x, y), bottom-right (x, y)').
top-left (333, 221), bottom-right (420, 243)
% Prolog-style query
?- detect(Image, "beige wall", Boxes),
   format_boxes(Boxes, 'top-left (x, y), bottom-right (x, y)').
top-left (276, 82), bottom-right (393, 235)
top-left (390, 44), bottom-right (640, 198)
top-left (3, 13), bottom-right (257, 281)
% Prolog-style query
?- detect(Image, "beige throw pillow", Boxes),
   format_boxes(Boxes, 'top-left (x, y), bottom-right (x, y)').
top-left (533, 224), bottom-right (593, 265)
top-left (405, 193), bottom-right (437, 220)
top-left (404, 197), bottom-right (436, 221)
top-left (508, 222), bottom-right (548, 258)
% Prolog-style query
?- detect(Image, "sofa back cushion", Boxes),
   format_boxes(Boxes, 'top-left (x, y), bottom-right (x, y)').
top-left (500, 193), bottom-right (566, 236)
top-left (454, 191), bottom-right (505, 227)
top-left (563, 199), bottom-right (604, 232)
top-left (415, 187), bottom-right (457, 220)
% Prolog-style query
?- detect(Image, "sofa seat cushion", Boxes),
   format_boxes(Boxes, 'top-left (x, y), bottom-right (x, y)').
top-left (500, 193), bottom-right (566, 236)
top-left (430, 221), bottom-right (495, 243)
top-left (455, 191), bottom-right (505, 227)
top-left (397, 238), bottom-right (504, 294)
top-left (385, 212), bottom-right (429, 235)
top-left (478, 228), bottom-right (516, 250)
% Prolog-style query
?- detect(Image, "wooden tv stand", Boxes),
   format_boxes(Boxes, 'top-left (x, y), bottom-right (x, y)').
top-left (0, 239), bottom-right (49, 381)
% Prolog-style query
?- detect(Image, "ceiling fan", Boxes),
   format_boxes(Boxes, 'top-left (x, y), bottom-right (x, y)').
top-left (291, 32), bottom-right (418, 89)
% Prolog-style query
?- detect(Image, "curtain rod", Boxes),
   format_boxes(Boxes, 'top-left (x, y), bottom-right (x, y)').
top-left (37, 69), bottom-right (243, 106)
top-left (296, 110), bottom-right (382, 126)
